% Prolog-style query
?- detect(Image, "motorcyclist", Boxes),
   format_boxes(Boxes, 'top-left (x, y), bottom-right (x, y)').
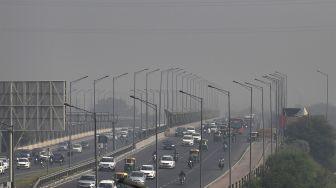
top-left (187, 157), bottom-right (193, 168)
top-left (218, 157), bottom-right (225, 170)
top-left (179, 170), bottom-right (186, 184)
top-left (152, 151), bottom-right (157, 161)
top-left (173, 149), bottom-right (179, 161)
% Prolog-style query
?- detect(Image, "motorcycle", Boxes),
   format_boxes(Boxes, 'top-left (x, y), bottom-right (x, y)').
top-left (218, 159), bottom-right (225, 170)
top-left (179, 175), bottom-right (186, 185)
top-left (174, 152), bottom-right (179, 162)
top-left (152, 154), bottom-right (157, 162)
top-left (187, 160), bottom-right (193, 169)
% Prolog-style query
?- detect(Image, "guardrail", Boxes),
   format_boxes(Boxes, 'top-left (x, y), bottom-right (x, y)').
top-left (32, 112), bottom-right (218, 188)
top-left (32, 125), bottom-right (169, 188)
top-left (33, 144), bottom-right (133, 188)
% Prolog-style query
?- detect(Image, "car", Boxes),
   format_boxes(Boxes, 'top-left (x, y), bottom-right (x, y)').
top-left (186, 127), bottom-right (196, 134)
top-left (175, 127), bottom-right (187, 137)
top-left (16, 158), bottom-right (31, 169)
top-left (0, 161), bottom-right (4, 174)
top-left (38, 150), bottom-right (53, 161)
top-left (182, 135), bottom-right (194, 146)
top-left (192, 132), bottom-right (201, 142)
top-left (140, 165), bottom-right (156, 179)
top-left (52, 152), bottom-right (65, 164)
top-left (32, 148), bottom-right (44, 159)
top-left (209, 123), bottom-right (218, 133)
top-left (129, 171), bottom-right (146, 185)
top-left (103, 132), bottom-right (117, 140)
top-left (72, 144), bottom-right (83, 153)
top-left (80, 141), bottom-right (90, 149)
top-left (15, 150), bottom-right (32, 161)
top-left (99, 157), bottom-right (116, 171)
top-left (159, 155), bottom-right (175, 168)
top-left (0, 157), bottom-right (9, 170)
top-left (57, 142), bottom-right (69, 151)
top-left (77, 174), bottom-right (96, 188)
top-left (162, 140), bottom-right (176, 150)
top-left (98, 180), bottom-right (117, 188)
top-left (119, 131), bottom-right (128, 139)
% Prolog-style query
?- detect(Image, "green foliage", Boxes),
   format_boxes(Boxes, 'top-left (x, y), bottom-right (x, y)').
top-left (286, 116), bottom-right (336, 169)
top-left (257, 147), bottom-right (336, 188)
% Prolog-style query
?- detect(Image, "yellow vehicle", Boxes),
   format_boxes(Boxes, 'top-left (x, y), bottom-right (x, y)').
top-left (124, 157), bottom-right (136, 172)
top-left (189, 149), bottom-right (200, 163)
top-left (114, 172), bottom-right (128, 188)
top-left (201, 139), bottom-right (208, 151)
top-left (114, 172), bottom-right (128, 180)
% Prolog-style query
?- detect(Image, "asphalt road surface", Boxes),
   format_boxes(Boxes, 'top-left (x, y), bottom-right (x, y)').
top-left (56, 129), bottom-right (250, 188)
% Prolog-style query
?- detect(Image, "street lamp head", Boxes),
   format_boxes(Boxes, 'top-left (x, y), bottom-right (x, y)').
top-left (232, 80), bottom-right (240, 84)
top-left (64, 103), bottom-right (71, 107)
top-left (208, 85), bottom-right (214, 88)
top-left (130, 95), bottom-right (139, 100)
top-left (179, 90), bottom-right (185, 94)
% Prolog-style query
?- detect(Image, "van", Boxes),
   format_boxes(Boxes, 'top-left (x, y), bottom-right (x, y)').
top-left (0, 161), bottom-right (4, 174)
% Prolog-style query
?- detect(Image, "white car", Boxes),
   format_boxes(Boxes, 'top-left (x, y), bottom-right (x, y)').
top-left (192, 133), bottom-right (201, 142)
top-left (0, 157), bottom-right (9, 170)
top-left (99, 157), bottom-right (116, 171)
top-left (209, 123), bottom-right (217, 133)
top-left (140, 165), bottom-right (156, 179)
top-left (78, 174), bottom-right (96, 188)
top-left (98, 180), bottom-right (117, 188)
top-left (0, 161), bottom-right (5, 174)
top-left (129, 171), bottom-right (146, 185)
top-left (72, 144), bottom-right (83, 153)
top-left (39, 150), bottom-right (53, 161)
top-left (182, 135), bottom-right (194, 146)
top-left (119, 131), bottom-right (128, 138)
top-left (16, 158), bottom-right (31, 169)
top-left (159, 155), bottom-right (175, 168)
top-left (186, 127), bottom-right (196, 134)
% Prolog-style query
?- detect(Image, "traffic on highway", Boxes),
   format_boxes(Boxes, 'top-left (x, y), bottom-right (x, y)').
top-left (55, 117), bottom-right (256, 188)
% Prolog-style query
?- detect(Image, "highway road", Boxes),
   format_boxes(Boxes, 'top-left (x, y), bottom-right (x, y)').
top-left (0, 132), bottom-right (135, 183)
top-left (56, 128), bottom-right (250, 188)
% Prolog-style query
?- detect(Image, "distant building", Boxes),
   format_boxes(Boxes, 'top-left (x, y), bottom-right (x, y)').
top-left (282, 107), bottom-right (309, 126)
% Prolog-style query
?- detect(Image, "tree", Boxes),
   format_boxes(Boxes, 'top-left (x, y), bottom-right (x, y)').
top-left (286, 116), bottom-right (336, 169)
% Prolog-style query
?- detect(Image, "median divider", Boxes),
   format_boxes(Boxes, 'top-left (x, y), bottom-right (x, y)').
top-left (33, 115), bottom-right (218, 188)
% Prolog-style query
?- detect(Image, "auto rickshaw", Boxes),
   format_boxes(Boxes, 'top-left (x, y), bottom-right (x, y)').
top-left (200, 139), bottom-right (208, 151)
top-left (189, 149), bottom-right (200, 163)
top-left (124, 157), bottom-right (136, 172)
top-left (114, 172), bottom-right (128, 188)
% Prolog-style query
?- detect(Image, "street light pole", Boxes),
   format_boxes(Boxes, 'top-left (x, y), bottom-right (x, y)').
top-left (263, 75), bottom-right (280, 151)
top-left (69, 75), bottom-right (88, 168)
top-left (94, 75), bottom-right (110, 186)
top-left (255, 79), bottom-right (273, 154)
top-left (317, 70), bottom-right (328, 121)
top-left (133, 68), bottom-right (148, 148)
top-left (208, 85), bottom-right (232, 187)
top-left (159, 68), bottom-right (174, 127)
top-left (146, 69), bottom-right (160, 134)
top-left (130, 96), bottom-right (158, 188)
top-left (246, 82), bottom-right (265, 166)
top-left (112, 73), bottom-right (128, 150)
top-left (233, 81), bottom-right (252, 188)
top-left (179, 90), bottom-right (203, 188)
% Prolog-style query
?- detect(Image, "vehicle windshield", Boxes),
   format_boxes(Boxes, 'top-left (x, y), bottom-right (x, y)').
top-left (18, 159), bottom-right (27, 162)
top-left (141, 166), bottom-right (153, 170)
top-left (73, 145), bottom-right (80, 148)
top-left (98, 183), bottom-right (113, 188)
top-left (187, 128), bottom-right (194, 131)
top-left (101, 158), bottom-right (114, 162)
top-left (183, 136), bottom-right (192, 139)
top-left (161, 156), bottom-right (173, 161)
top-left (131, 172), bottom-right (144, 177)
top-left (80, 176), bottom-right (95, 181)
top-left (193, 133), bottom-right (200, 136)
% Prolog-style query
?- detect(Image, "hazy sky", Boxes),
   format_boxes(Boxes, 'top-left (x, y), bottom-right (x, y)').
top-left (1, 0), bottom-right (336, 112)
